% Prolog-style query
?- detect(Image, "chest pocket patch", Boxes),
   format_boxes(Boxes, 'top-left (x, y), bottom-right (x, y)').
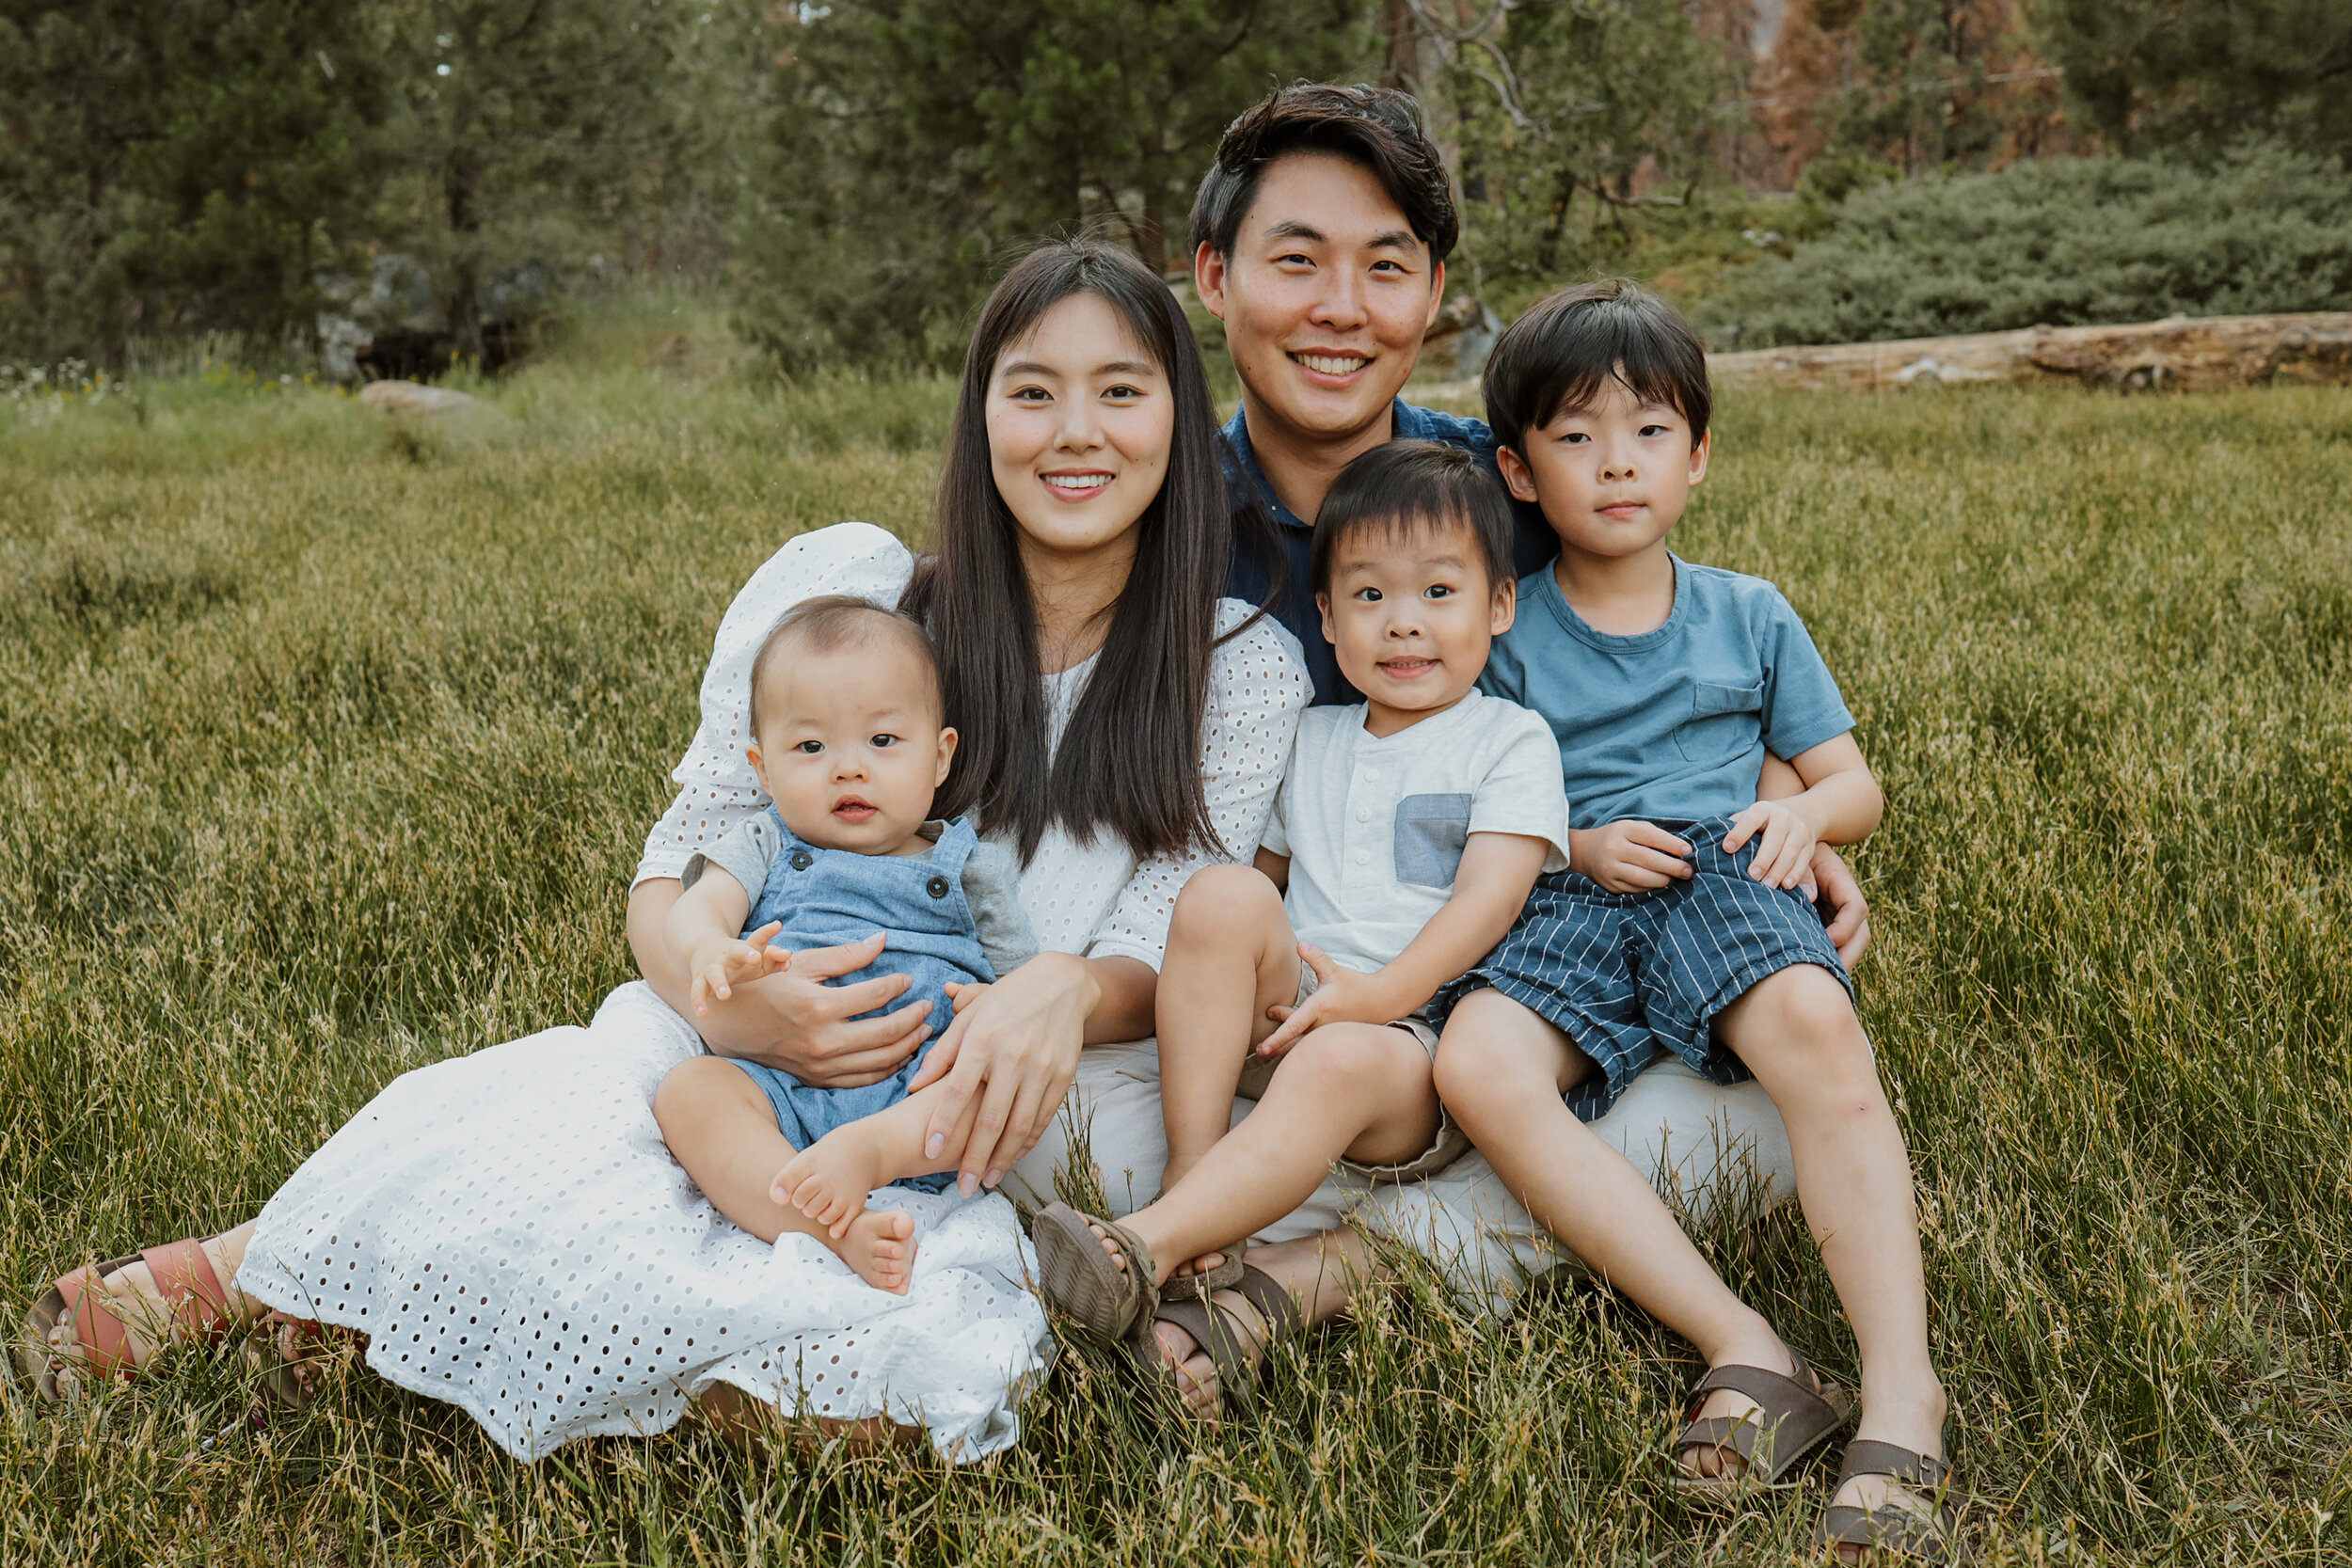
top-left (1676, 680), bottom-right (1765, 764)
top-left (1393, 793), bottom-right (1474, 890)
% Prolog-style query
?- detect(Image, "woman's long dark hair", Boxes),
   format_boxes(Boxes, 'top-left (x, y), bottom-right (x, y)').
top-left (903, 238), bottom-right (1246, 865)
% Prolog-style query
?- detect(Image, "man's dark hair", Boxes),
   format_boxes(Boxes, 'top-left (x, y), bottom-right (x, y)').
top-left (749, 595), bottom-right (942, 738)
top-left (1310, 441), bottom-right (1515, 597)
top-left (1188, 84), bottom-right (1458, 268)
top-left (1483, 280), bottom-right (1712, 453)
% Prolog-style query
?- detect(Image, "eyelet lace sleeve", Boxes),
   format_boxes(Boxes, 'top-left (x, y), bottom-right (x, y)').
top-left (634, 523), bottom-right (914, 886)
top-left (1083, 602), bottom-right (1311, 971)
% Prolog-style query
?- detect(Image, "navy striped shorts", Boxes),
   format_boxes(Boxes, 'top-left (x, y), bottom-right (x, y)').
top-left (1434, 815), bottom-right (1852, 1122)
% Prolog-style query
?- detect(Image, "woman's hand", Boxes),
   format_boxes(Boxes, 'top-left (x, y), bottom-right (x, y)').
top-left (905, 952), bottom-right (1099, 1195)
top-left (629, 881), bottom-right (934, 1086)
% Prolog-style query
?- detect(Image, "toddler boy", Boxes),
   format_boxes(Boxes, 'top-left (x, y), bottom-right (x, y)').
top-left (1030, 442), bottom-right (1569, 1373)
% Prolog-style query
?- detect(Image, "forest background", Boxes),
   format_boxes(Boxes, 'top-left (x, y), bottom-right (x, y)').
top-left (4, 0), bottom-right (2351, 385)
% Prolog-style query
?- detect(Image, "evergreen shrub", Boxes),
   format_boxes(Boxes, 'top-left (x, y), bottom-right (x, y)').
top-left (1692, 141), bottom-right (2352, 349)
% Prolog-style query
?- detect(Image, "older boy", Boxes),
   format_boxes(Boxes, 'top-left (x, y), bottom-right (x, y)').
top-left (1432, 281), bottom-right (1956, 1561)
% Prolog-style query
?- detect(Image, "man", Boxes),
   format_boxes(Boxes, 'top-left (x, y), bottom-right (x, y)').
top-left (1094, 83), bottom-right (1878, 1422)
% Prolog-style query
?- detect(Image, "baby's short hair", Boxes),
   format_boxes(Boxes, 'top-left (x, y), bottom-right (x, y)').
top-left (1482, 279), bottom-right (1711, 454)
top-left (748, 595), bottom-right (942, 738)
top-left (1310, 440), bottom-right (1516, 597)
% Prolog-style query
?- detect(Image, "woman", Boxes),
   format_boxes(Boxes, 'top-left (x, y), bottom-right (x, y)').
top-left (21, 238), bottom-right (1310, 1460)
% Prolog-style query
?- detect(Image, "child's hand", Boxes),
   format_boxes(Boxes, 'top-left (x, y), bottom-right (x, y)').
top-left (1575, 820), bottom-right (1695, 894)
top-left (687, 923), bottom-right (794, 1017)
top-left (1723, 800), bottom-right (1819, 891)
top-left (1257, 943), bottom-right (1390, 1059)
top-left (942, 979), bottom-right (990, 1014)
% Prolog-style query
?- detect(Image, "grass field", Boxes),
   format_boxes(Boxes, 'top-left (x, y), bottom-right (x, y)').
top-left (3, 320), bottom-right (2349, 1564)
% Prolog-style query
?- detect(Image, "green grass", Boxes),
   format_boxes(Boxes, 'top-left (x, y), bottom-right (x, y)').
top-left (3, 335), bottom-right (2349, 1563)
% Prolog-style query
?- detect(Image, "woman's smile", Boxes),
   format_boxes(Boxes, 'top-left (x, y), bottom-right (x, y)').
top-left (1041, 467), bottom-right (1115, 499)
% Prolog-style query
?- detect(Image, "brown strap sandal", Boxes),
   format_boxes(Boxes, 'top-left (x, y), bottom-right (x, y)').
top-left (1811, 1439), bottom-right (1962, 1563)
top-left (1157, 1247), bottom-right (1245, 1302)
top-left (16, 1238), bottom-right (237, 1399)
top-left (1138, 1262), bottom-right (1303, 1418)
top-left (1030, 1201), bottom-right (1161, 1346)
top-left (1669, 1349), bottom-right (1853, 1496)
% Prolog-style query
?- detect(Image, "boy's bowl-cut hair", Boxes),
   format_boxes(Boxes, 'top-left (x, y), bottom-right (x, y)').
top-left (1483, 280), bottom-right (1712, 453)
top-left (1188, 83), bottom-right (1458, 268)
top-left (1311, 441), bottom-right (1516, 597)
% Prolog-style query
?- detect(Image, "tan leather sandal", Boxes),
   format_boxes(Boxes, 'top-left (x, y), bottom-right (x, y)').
top-left (16, 1239), bottom-right (236, 1399)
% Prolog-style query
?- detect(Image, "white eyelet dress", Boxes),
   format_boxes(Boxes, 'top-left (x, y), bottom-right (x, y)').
top-left (234, 523), bottom-right (1311, 1463)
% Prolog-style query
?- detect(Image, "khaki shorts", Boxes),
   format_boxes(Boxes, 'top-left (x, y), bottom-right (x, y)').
top-left (1232, 959), bottom-right (1470, 1182)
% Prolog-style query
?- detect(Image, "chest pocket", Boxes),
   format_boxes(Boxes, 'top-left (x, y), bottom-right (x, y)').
top-left (1676, 680), bottom-right (1765, 764)
top-left (1393, 793), bottom-right (1474, 890)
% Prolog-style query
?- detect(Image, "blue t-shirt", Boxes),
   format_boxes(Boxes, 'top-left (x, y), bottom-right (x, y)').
top-left (1220, 399), bottom-right (1558, 706)
top-left (1481, 555), bottom-right (1855, 830)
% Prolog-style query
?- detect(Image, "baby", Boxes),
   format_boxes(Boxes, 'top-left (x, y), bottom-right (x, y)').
top-left (1029, 442), bottom-right (1570, 1362)
top-left (652, 595), bottom-right (1037, 1293)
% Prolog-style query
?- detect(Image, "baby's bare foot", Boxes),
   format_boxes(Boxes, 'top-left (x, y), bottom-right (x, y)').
top-left (774, 1126), bottom-right (888, 1239)
top-left (830, 1210), bottom-right (917, 1294)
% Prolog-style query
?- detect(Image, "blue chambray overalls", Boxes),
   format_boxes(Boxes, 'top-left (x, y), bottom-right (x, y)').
top-left (723, 810), bottom-right (993, 1194)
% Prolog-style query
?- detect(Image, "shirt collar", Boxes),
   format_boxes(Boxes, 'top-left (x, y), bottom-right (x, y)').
top-left (1223, 399), bottom-right (1424, 531)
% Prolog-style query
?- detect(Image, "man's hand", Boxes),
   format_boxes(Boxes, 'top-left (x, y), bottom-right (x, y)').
top-left (1257, 943), bottom-right (1390, 1058)
top-left (1571, 819), bottom-right (1695, 894)
top-left (685, 923), bottom-right (794, 1017)
top-left (1811, 845), bottom-right (1872, 969)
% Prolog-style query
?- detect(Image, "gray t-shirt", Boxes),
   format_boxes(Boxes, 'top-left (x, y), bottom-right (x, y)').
top-left (683, 818), bottom-right (1041, 975)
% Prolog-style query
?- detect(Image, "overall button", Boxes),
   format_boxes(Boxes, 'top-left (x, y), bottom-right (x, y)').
top-left (926, 875), bottom-right (951, 899)
top-left (788, 850), bottom-right (814, 871)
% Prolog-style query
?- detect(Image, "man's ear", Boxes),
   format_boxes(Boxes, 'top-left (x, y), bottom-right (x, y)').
top-left (1423, 258), bottom-right (1447, 332)
top-left (1195, 241), bottom-right (1230, 323)
top-left (1315, 591), bottom-right (1337, 647)
top-left (1688, 429), bottom-right (1711, 487)
top-left (1489, 572), bottom-right (1518, 636)
top-left (1497, 443), bottom-right (1541, 504)
top-left (933, 726), bottom-right (959, 788)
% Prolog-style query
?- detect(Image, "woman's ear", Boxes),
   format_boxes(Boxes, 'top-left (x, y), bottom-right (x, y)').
top-left (1497, 444), bottom-right (1541, 504)
top-left (1488, 573), bottom-right (1518, 636)
top-left (933, 726), bottom-right (960, 787)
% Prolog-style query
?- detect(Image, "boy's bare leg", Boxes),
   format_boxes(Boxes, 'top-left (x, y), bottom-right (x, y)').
top-left (1097, 1022), bottom-right (1440, 1291)
top-left (1155, 863), bottom-right (1300, 1192)
top-left (653, 1057), bottom-right (916, 1294)
top-left (1433, 989), bottom-right (1793, 1479)
top-left (1713, 964), bottom-right (1947, 1536)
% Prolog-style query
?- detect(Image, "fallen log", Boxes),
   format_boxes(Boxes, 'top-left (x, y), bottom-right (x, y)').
top-left (1704, 312), bottom-right (2352, 392)
top-left (1406, 312), bottom-right (2352, 404)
